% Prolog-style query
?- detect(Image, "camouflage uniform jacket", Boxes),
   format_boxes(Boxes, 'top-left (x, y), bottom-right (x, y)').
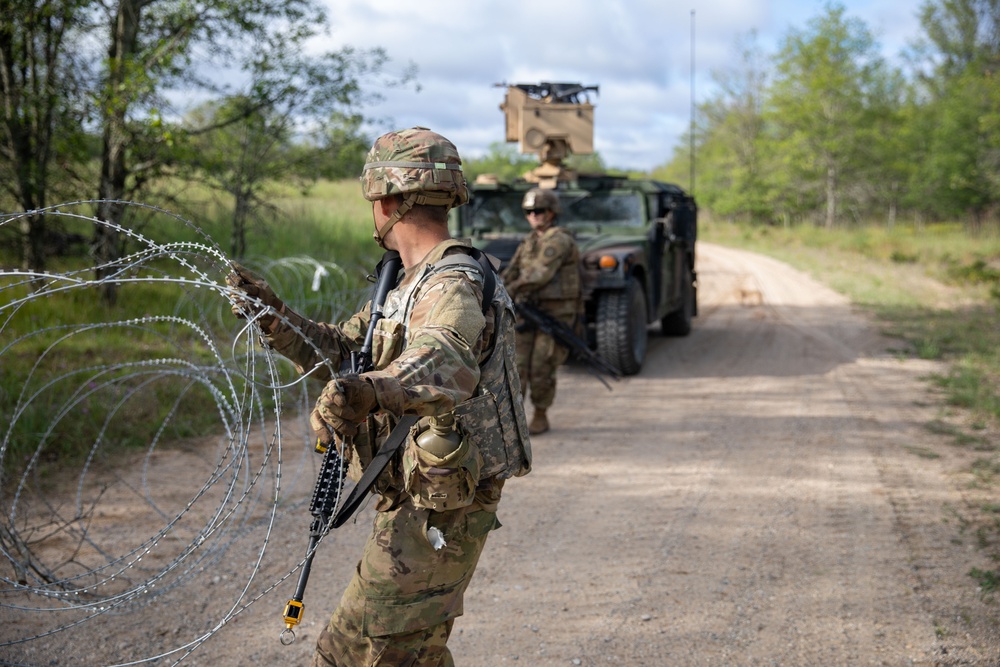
top-left (263, 238), bottom-right (530, 512)
top-left (502, 225), bottom-right (580, 318)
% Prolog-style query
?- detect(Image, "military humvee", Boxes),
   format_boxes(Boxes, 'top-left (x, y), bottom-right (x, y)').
top-left (450, 83), bottom-right (697, 375)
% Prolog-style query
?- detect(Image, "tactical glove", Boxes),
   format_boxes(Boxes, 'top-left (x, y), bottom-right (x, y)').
top-left (311, 374), bottom-right (378, 446)
top-left (225, 263), bottom-right (284, 329)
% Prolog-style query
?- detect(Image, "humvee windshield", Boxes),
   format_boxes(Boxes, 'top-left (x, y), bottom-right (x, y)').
top-left (464, 190), bottom-right (645, 235)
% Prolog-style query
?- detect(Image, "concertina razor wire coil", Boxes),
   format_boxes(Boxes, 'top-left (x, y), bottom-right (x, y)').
top-left (0, 200), bottom-right (372, 666)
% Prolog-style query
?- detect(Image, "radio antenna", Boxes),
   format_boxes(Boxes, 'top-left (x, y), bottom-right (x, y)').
top-left (690, 8), bottom-right (696, 195)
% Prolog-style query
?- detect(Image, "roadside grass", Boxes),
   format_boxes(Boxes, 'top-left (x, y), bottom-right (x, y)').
top-left (970, 567), bottom-right (1000, 593)
top-left (702, 217), bottom-right (1000, 588)
top-left (1, 179), bottom-right (379, 477)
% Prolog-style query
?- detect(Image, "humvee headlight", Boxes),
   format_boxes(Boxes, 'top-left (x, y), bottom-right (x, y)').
top-left (598, 255), bottom-right (618, 270)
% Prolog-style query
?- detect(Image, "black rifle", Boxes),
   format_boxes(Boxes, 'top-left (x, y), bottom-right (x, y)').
top-left (514, 301), bottom-right (621, 390)
top-left (280, 250), bottom-right (417, 645)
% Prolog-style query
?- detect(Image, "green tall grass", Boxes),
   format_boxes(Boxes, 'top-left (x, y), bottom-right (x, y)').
top-left (254, 179), bottom-right (378, 262)
top-left (1, 179), bottom-right (383, 475)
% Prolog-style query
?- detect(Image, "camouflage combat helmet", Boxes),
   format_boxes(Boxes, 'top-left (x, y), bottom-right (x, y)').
top-left (522, 187), bottom-right (561, 215)
top-left (361, 127), bottom-right (469, 246)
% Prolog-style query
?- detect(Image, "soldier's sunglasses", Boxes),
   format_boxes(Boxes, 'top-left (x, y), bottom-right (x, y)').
top-left (524, 208), bottom-right (549, 215)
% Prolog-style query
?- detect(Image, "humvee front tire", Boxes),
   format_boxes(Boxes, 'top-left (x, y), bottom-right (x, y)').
top-left (595, 279), bottom-right (647, 376)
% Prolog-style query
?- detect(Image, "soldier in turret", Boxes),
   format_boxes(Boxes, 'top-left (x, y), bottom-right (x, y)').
top-left (501, 188), bottom-right (581, 435)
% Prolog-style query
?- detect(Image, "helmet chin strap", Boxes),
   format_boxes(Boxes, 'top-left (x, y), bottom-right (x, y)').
top-left (372, 194), bottom-right (418, 249)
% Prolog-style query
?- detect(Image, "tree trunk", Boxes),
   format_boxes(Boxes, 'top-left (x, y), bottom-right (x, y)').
top-left (93, 0), bottom-right (142, 306)
top-left (19, 214), bottom-right (46, 277)
top-left (825, 165), bottom-right (836, 229)
top-left (231, 188), bottom-right (250, 259)
top-left (888, 181), bottom-right (897, 230)
top-left (1, 12), bottom-right (52, 278)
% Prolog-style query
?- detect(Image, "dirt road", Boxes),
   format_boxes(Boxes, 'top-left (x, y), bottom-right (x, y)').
top-left (4, 242), bottom-right (999, 666)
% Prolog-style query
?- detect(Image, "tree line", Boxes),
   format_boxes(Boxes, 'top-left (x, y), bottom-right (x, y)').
top-left (1, 0), bottom-right (408, 302)
top-left (655, 0), bottom-right (1000, 231)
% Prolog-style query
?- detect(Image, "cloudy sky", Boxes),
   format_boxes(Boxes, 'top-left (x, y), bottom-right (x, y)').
top-left (316, 1), bottom-right (923, 172)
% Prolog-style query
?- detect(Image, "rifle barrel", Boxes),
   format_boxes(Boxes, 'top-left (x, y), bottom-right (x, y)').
top-left (514, 302), bottom-right (621, 384)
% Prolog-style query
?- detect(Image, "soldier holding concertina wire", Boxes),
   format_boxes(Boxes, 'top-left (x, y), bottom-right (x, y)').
top-left (228, 127), bottom-right (531, 667)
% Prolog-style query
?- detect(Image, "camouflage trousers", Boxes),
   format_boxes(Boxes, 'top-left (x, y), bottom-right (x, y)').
top-left (310, 498), bottom-right (499, 667)
top-left (514, 320), bottom-right (571, 411)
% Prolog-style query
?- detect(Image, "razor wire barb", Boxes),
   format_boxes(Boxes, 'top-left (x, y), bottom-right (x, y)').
top-left (0, 201), bottom-right (371, 666)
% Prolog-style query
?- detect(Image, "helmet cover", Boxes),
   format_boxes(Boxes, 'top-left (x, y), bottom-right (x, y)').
top-left (521, 187), bottom-right (561, 214)
top-left (361, 127), bottom-right (469, 209)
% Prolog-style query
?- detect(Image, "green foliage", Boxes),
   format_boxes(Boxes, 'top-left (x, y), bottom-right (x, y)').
top-left (460, 145), bottom-right (614, 181)
top-left (0, 0), bottom-right (95, 271)
top-left (656, 0), bottom-right (1000, 230)
top-left (917, 66), bottom-right (1000, 223)
top-left (651, 140), bottom-right (694, 191)
top-left (947, 258), bottom-right (1000, 286)
top-left (2, 0), bottom-right (409, 285)
top-left (173, 26), bottom-right (402, 259)
top-left (971, 457), bottom-right (1000, 483)
top-left (462, 143), bottom-right (538, 182)
top-left (904, 444), bottom-right (942, 459)
top-left (308, 113), bottom-right (372, 181)
top-left (566, 152), bottom-right (609, 174)
top-left (766, 3), bottom-right (890, 227)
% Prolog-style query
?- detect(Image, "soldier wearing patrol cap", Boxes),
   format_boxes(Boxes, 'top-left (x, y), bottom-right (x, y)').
top-left (501, 187), bottom-right (581, 435)
top-left (227, 127), bottom-right (531, 666)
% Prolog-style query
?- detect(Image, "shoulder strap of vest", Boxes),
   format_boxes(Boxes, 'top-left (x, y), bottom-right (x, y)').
top-left (432, 247), bottom-right (498, 315)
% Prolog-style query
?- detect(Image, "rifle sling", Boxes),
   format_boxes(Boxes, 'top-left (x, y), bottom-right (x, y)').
top-left (330, 414), bottom-right (419, 528)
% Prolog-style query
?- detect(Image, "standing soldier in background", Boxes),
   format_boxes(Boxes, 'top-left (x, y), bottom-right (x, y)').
top-left (228, 127), bottom-right (531, 666)
top-left (501, 188), bottom-right (581, 435)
